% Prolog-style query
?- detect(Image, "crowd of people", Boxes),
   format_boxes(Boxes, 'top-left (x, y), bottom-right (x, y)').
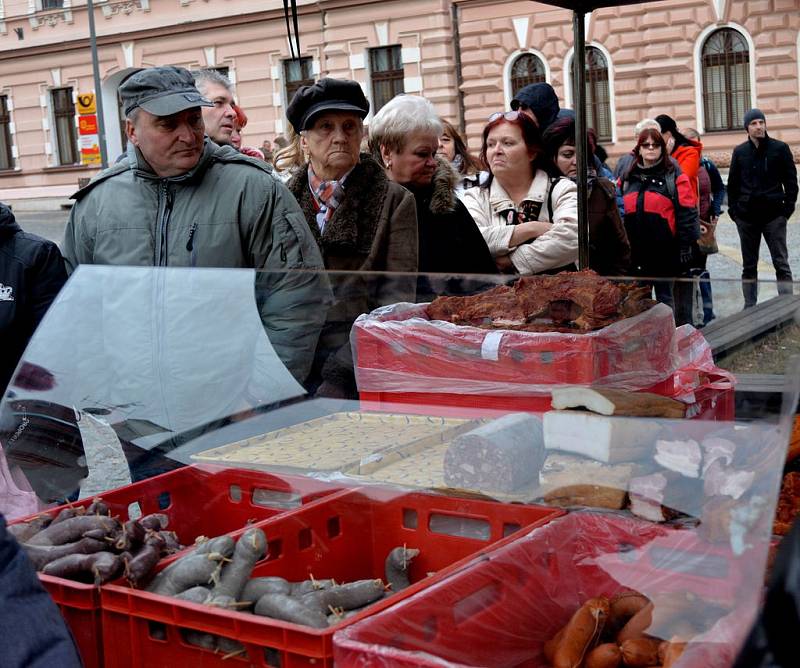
top-left (3, 65), bottom-right (799, 403)
top-left (0, 65), bottom-right (799, 663)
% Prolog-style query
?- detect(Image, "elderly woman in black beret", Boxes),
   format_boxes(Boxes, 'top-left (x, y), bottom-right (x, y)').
top-left (285, 78), bottom-right (418, 398)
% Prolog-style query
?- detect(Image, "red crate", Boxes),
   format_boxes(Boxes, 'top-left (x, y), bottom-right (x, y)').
top-left (354, 302), bottom-right (677, 393)
top-left (100, 487), bottom-right (563, 668)
top-left (334, 512), bottom-right (758, 667)
top-left (12, 465), bottom-right (341, 668)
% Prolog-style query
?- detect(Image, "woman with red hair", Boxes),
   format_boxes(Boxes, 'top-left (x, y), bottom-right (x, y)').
top-left (462, 111), bottom-right (578, 275)
top-left (231, 104), bottom-right (265, 160)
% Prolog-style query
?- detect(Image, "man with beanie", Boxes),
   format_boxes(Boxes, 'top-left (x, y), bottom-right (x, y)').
top-left (510, 82), bottom-right (560, 131)
top-left (62, 66), bottom-right (329, 384)
top-left (728, 108), bottom-right (798, 307)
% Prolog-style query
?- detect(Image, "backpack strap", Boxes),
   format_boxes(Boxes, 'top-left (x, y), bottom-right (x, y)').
top-left (546, 176), bottom-right (564, 222)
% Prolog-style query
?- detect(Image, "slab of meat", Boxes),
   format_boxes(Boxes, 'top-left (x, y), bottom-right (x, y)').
top-left (425, 270), bottom-right (653, 333)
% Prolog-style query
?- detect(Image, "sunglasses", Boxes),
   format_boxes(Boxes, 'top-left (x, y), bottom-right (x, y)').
top-left (640, 142), bottom-right (661, 149)
top-left (488, 111), bottom-right (521, 122)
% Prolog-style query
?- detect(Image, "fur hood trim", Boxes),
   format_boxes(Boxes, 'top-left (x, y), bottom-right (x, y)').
top-left (429, 157), bottom-right (458, 216)
top-left (287, 153), bottom-right (389, 253)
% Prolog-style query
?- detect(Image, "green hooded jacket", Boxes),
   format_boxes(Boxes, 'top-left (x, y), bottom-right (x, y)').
top-left (62, 139), bottom-right (331, 383)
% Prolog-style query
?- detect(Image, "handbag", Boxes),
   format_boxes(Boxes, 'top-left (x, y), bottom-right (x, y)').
top-left (698, 219), bottom-right (719, 255)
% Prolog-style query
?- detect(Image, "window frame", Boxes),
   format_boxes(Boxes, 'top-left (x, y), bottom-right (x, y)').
top-left (700, 28), bottom-right (751, 133)
top-left (38, 0), bottom-right (64, 9)
top-left (369, 45), bottom-right (404, 113)
top-left (0, 95), bottom-right (14, 171)
top-left (567, 45), bottom-right (613, 144)
top-left (51, 86), bottom-right (79, 166)
top-left (283, 56), bottom-right (315, 106)
top-left (509, 53), bottom-right (547, 100)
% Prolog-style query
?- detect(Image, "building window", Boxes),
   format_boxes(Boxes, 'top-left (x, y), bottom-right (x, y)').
top-left (702, 28), bottom-right (750, 132)
top-left (370, 45), bottom-right (404, 112)
top-left (510, 53), bottom-right (546, 99)
top-left (0, 95), bottom-right (13, 170)
top-left (571, 47), bottom-right (612, 143)
top-left (283, 57), bottom-right (314, 104)
top-left (39, 0), bottom-right (64, 9)
top-left (51, 87), bottom-right (78, 166)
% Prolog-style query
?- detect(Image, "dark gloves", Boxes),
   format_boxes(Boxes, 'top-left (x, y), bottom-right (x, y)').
top-left (679, 246), bottom-right (694, 268)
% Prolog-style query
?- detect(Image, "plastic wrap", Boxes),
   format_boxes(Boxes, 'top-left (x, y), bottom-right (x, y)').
top-left (353, 302), bottom-right (683, 396)
top-left (334, 508), bottom-right (777, 667)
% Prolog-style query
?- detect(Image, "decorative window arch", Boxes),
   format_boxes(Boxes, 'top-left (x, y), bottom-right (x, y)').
top-left (701, 28), bottom-right (751, 131)
top-left (569, 46), bottom-right (612, 142)
top-left (509, 53), bottom-right (546, 99)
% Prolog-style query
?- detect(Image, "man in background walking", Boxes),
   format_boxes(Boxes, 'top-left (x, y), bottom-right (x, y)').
top-left (728, 108), bottom-right (798, 307)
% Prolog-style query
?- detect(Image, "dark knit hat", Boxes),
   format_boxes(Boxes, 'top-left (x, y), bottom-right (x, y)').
top-left (510, 83), bottom-right (560, 131)
top-left (743, 108), bottom-right (766, 130)
top-left (286, 78), bottom-right (369, 132)
top-left (655, 114), bottom-right (678, 135)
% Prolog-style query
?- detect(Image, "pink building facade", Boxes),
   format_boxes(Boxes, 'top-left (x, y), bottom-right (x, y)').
top-left (0, 0), bottom-right (797, 201)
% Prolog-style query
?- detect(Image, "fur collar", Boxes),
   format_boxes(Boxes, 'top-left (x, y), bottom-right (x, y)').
top-left (287, 153), bottom-right (388, 253)
top-left (428, 157), bottom-right (459, 215)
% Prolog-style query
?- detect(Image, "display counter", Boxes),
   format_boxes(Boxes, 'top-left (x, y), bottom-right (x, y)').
top-left (1, 266), bottom-right (798, 668)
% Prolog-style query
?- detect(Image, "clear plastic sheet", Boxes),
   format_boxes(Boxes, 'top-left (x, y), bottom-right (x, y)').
top-left (353, 302), bottom-right (686, 396)
top-left (334, 505), bottom-right (781, 667)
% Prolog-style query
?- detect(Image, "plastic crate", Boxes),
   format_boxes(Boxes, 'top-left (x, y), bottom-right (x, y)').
top-left (100, 487), bottom-right (563, 668)
top-left (12, 465), bottom-right (342, 668)
top-left (354, 302), bottom-right (677, 393)
top-left (334, 512), bottom-right (754, 667)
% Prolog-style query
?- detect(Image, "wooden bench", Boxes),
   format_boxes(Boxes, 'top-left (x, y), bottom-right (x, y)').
top-left (703, 294), bottom-right (800, 360)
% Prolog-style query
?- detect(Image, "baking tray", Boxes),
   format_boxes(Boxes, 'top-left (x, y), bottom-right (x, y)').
top-left (192, 411), bottom-right (480, 474)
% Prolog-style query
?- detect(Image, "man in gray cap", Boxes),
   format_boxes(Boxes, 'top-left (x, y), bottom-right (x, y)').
top-left (62, 66), bottom-right (329, 383)
top-left (728, 108), bottom-right (798, 307)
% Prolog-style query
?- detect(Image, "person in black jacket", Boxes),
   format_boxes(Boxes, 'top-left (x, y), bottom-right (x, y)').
top-left (0, 203), bottom-right (67, 396)
top-left (0, 513), bottom-right (82, 667)
top-left (620, 129), bottom-right (699, 314)
top-left (728, 108), bottom-right (798, 307)
top-left (369, 95), bottom-right (498, 301)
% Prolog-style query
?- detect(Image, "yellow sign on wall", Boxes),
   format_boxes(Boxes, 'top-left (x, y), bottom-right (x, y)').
top-left (77, 93), bottom-right (96, 115)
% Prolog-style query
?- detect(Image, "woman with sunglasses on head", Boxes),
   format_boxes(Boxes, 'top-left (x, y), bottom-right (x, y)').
top-left (462, 111), bottom-right (578, 275)
top-left (619, 129), bottom-right (700, 310)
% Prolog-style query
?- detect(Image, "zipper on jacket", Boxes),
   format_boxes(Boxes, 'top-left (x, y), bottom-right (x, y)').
top-left (280, 243), bottom-right (287, 263)
top-left (186, 222), bottom-right (198, 267)
top-left (157, 182), bottom-right (174, 266)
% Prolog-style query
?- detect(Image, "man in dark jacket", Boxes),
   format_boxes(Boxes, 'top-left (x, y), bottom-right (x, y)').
top-left (0, 513), bottom-right (82, 666)
top-left (728, 108), bottom-right (798, 307)
top-left (0, 203), bottom-right (67, 395)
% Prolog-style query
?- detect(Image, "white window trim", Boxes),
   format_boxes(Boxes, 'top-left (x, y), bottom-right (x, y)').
top-left (563, 42), bottom-right (617, 145)
top-left (503, 49), bottom-right (551, 110)
top-left (693, 22), bottom-right (757, 135)
top-left (0, 88), bottom-right (18, 169)
top-left (279, 54), bottom-right (317, 111)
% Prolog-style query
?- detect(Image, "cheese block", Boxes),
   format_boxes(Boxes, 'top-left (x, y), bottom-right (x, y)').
top-left (442, 413), bottom-right (545, 493)
top-left (551, 387), bottom-right (686, 418)
top-left (538, 453), bottom-right (634, 509)
top-left (543, 410), bottom-right (659, 464)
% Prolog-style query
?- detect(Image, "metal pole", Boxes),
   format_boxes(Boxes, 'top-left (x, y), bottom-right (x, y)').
top-left (572, 10), bottom-right (589, 269)
top-left (87, 0), bottom-right (108, 169)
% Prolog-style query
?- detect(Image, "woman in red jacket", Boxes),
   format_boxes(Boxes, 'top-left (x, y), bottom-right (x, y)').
top-left (620, 129), bottom-right (700, 312)
top-left (655, 114), bottom-right (702, 203)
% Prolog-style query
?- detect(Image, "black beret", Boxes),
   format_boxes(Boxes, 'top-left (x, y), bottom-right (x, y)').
top-left (286, 78), bottom-right (369, 132)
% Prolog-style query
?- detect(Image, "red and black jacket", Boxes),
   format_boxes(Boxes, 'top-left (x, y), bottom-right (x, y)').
top-left (620, 164), bottom-right (699, 277)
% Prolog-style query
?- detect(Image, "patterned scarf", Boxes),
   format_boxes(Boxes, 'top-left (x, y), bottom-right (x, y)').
top-left (308, 164), bottom-right (348, 233)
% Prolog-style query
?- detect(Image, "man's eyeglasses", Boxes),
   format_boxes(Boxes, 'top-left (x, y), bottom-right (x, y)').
top-left (640, 142), bottom-right (660, 149)
top-left (488, 111), bottom-right (521, 122)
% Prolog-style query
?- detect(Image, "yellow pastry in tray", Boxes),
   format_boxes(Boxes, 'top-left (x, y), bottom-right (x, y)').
top-left (193, 412), bottom-right (475, 472)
